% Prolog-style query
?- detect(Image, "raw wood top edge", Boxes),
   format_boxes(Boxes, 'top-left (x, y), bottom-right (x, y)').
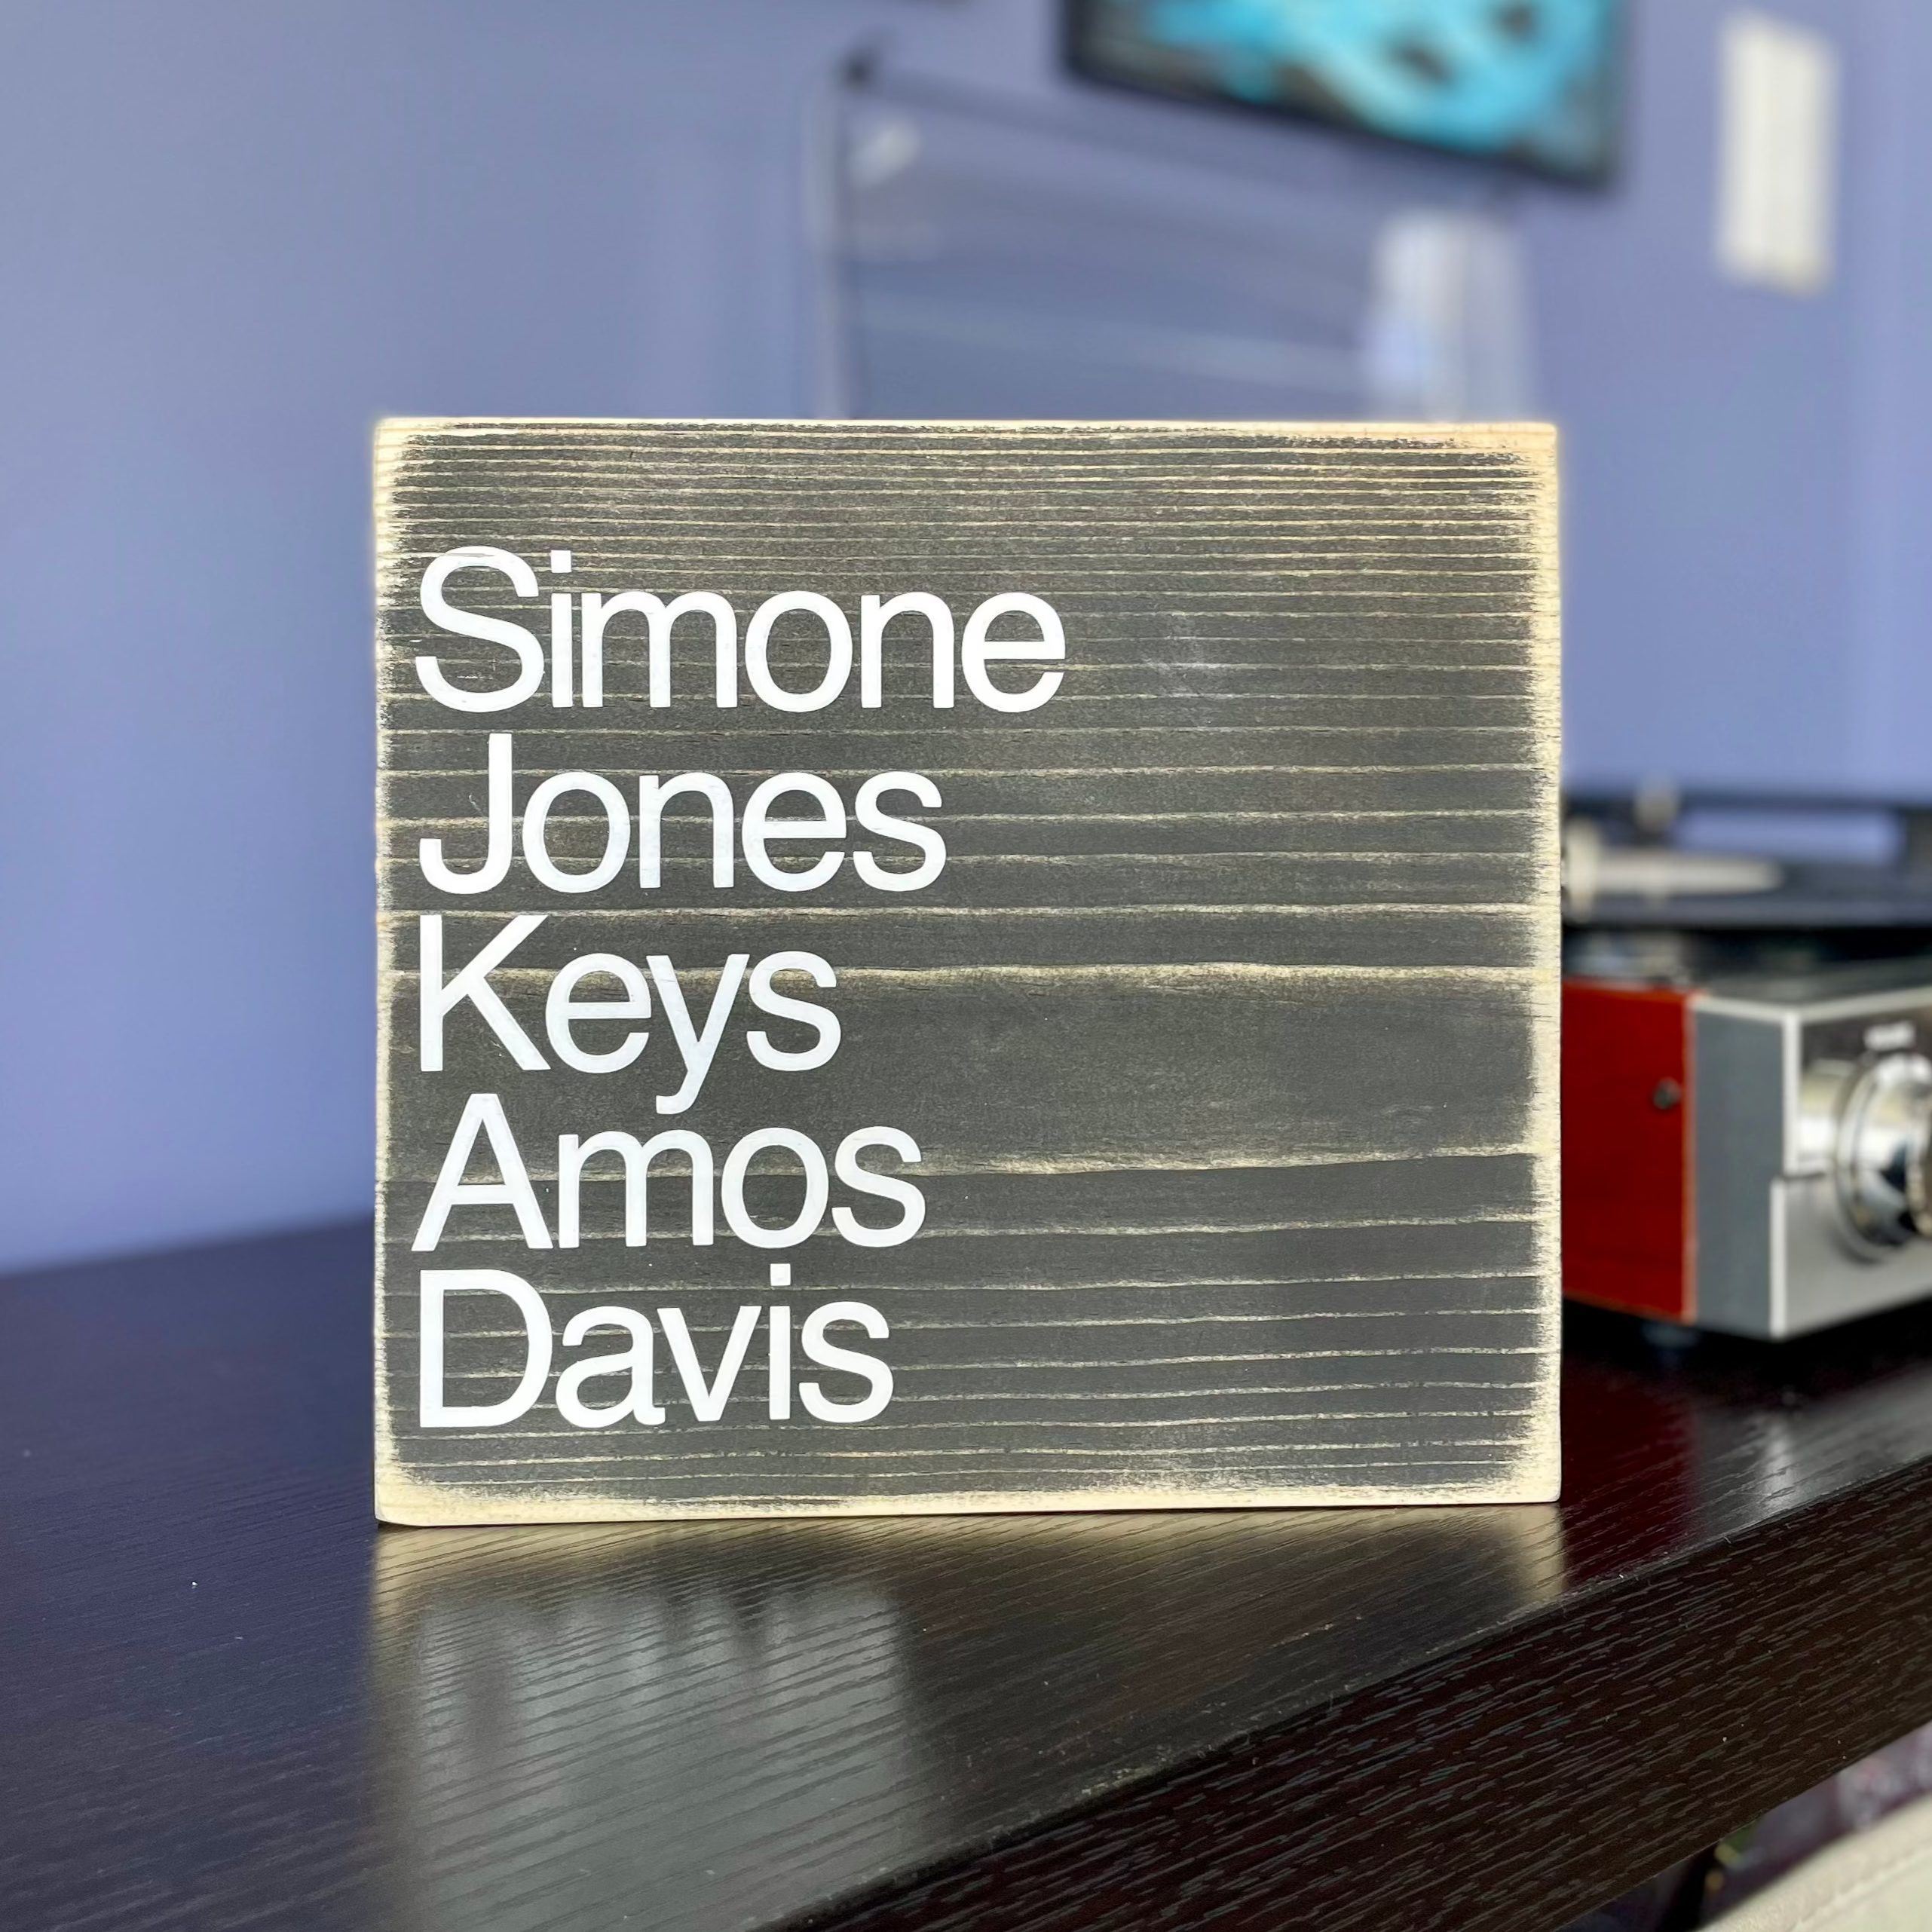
top-left (374, 416), bottom-right (1558, 451)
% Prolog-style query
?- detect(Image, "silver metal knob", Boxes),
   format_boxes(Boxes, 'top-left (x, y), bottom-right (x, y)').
top-left (1829, 1052), bottom-right (1932, 1251)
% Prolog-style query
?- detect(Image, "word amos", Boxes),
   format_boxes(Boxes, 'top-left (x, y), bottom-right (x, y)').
top-left (413, 1093), bottom-right (923, 1255)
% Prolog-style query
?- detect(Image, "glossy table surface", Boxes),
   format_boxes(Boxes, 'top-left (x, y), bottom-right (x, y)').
top-left (8, 1223), bottom-right (1932, 1932)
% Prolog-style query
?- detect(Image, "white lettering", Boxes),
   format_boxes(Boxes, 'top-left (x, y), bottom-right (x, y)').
top-left (798, 1302), bottom-right (893, 1422)
top-left (831, 1128), bottom-right (926, 1248)
top-left (960, 592), bottom-right (1065, 712)
top-left (742, 773), bottom-right (846, 893)
top-left (721, 1127), bottom-right (828, 1249)
top-left (544, 954), bottom-right (649, 1074)
top-left (638, 772), bottom-right (735, 889)
top-left (556, 1306), bottom-right (666, 1426)
top-left (418, 1269), bottom-right (553, 1426)
top-left (418, 914), bottom-right (548, 1073)
top-left (647, 954), bottom-right (749, 1114)
top-left (416, 548), bottom-right (545, 712)
top-left (859, 592), bottom-right (954, 708)
top-left (746, 951), bottom-right (840, 1071)
top-left (744, 592), bottom-right (853, 712)
top-left (556, 1128), bottom-right (715, 1249)
top-left (657, 1305), bottom-right (763, 1420)
top-left (419, 732), bottom-right (515, 894)
top-left (853, 772), bottom-right (946, 892)
top-left (767, 1306), bottom-right (792, 1419)
top-left (578, 589), bottom-right (737, 709)
top-left (550, 591), bottom-right (573, 707)
top-left (522, 770), bottom-right (630, 893)
top-left (413, 1093), bottom-right (552, 1251)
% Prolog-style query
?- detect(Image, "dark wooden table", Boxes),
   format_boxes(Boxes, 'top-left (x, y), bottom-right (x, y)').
top-left (8, 1224), bottom-right (1932, 1932)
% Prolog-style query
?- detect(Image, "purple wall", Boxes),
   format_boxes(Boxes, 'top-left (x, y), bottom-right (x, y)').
top-left (0, 0), bottom-right (1920, 1269)
top-left (0, 0), bottom-right (870, 1269)
top-left (1845, 0), bottom-right (1932, 791)
top-left (1524, 0), bottom-right (1869, 788)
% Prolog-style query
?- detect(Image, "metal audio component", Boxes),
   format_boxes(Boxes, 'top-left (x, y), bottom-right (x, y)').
top-left (1814, 1051), bottom-right (1932, 1251)
top-left (1567, 962), bottom-right (1932, 1337)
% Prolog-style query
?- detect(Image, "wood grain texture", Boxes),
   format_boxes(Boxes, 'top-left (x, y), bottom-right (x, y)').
top-left (374, 420), bottom-right (1561, 1520)
top-left (11, 1230), bottom-right (1932, 1931)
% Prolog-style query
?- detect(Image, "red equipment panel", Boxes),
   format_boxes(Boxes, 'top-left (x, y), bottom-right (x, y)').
top-left (1562, 981), bottom-right (1694, 1321)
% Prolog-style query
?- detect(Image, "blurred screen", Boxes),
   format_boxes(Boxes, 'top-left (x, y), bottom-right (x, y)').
top-left (1067, 0), bottom-right (1624, 183)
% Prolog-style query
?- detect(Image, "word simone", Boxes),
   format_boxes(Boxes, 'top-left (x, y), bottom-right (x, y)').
top-left (415, 545), bottom-right (1066, 713)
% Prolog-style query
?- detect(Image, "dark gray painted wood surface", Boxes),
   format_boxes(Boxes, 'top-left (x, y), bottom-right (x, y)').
top-left (375, 420), bottom-right (1560, 1520)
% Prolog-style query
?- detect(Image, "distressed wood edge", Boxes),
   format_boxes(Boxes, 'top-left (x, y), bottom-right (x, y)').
top-left (372, 428), bottom-right (409, 1516)
top-left (1517, 421), bottom-right (1565, 1504)
top-left (372, 1463), bottom-right (1562, 1527)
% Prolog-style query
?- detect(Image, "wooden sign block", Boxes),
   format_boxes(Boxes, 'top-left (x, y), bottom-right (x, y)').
top-left (374, 420), bottom-right (1560, 1523)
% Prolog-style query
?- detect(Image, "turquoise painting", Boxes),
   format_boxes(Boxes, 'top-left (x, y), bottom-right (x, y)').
top-left (1070, 0), bottom-right (1622, 182)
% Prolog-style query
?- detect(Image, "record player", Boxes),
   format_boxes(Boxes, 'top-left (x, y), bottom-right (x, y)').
top-left (1563, 786), bottom-right (1932, 979)
top-left (1563, 790), bottom-right (1932, 1338)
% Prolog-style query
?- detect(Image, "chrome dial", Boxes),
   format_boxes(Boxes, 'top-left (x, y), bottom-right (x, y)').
top-left (1824, 1052), bottom-right (1932, 1252)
